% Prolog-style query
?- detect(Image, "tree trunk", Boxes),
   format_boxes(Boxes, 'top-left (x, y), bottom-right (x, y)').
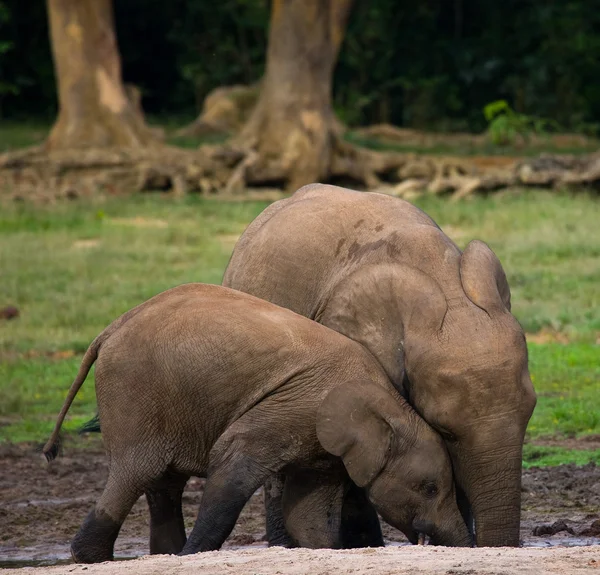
top-left (45, 0), bottom-right (158, 150)
top-left (234, 0), bottom-right (354, 191)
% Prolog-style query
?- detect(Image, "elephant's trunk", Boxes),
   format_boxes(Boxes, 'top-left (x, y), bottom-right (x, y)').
top-left (431, 515), bottom-right (472, 547)
top-left (454, 446), bottom-right (524, 547)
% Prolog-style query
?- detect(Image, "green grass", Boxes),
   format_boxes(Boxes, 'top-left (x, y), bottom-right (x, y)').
top-left (2, 119), bottom-right (596, 156)
top-left (521, 342), bottom-right (600, 467)
top-left (0, 192), bottom-right (599, 468)
top-left (527, 344), bottom-right (600, 438)
top-left (415, 192), bottom-right (600, 340)
top-left (522, 445), bottom-right (600, 468)
top-left (0, 356), bottom-right (93, 443)
top-left (0, 196), bottom-right (269, 352)
top-left (0, 117), bottom-right (225, 152)
top-left (0, 120), bottom-right (51, 152)
top-left (345, 131), bottom-right (600, 157)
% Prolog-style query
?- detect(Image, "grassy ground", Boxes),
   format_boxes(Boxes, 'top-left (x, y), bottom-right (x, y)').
top-left (3, 118), bottom-right (598, 157)
top-left (345, 132), bottom-right (600, 157)
top-left (0, 121), bottom-right (51, 152)
top-left (0, 192), bottom-right (599, 468)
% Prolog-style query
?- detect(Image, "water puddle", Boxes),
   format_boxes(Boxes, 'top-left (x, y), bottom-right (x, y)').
top-left (5, 497), bottom-right (94, 509)
top-left (523, 537), bottom-right (600, 547)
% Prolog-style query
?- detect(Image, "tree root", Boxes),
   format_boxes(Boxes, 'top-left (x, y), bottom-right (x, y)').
top-left (0, 145), bottom-right (237, 201)
top-left (1, 142), bottom-right (598, 203)
top-left (176, 84), bottom-right (260, 139)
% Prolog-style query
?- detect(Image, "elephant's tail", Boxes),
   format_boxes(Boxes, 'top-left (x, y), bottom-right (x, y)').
top-left (41, 288), bottom-right (180, 462)
top-left (41, 335), bottom-right (103, 462)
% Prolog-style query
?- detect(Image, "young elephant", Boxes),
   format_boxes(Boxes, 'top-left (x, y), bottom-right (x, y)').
top-left (43, 283), bottom-right (470, 563)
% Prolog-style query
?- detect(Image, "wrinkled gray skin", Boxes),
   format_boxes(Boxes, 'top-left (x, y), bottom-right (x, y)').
top-left (223, 184), bottom-right (537, 548)
top-left (43, 284), bottom-right (470, 563)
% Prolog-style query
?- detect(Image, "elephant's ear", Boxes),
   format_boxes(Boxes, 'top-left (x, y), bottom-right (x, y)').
top-left (460, 240), bottom-right (511, 313)
top-left (319, 265), bottom-right (447, 393)
top-left (317, 381), bottom-right (400, 488)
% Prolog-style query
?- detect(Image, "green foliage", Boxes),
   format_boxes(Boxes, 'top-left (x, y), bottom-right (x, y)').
top-left (483, 100), bottom-right (559, 145)
top-left (0, 1), bottom-right (18, 110)
top-left (0, 0), bottom-right (54, 119)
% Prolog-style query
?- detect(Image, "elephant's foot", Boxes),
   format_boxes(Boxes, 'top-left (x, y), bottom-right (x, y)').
top-left (71, 509), bottom-right (121, 563)
top-left (267, 530), bottom-right (296, 548)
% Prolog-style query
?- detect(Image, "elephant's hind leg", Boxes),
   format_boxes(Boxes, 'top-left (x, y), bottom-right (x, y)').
top-left (146, 472), bottom-right (189, 555)
top-left (72, 452), bottom-right (167, 563)
top-left (71, 471), bottom-right (144, 563)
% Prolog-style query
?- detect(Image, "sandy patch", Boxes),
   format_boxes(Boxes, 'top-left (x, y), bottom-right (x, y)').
top-left (4, 545), bottom-right (600, 575)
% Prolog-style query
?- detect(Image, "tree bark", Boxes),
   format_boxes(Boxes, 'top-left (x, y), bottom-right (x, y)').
top-left (45, 0), bottom-right (158, 150)
top-left (234, 0), bottom-right (354, 191)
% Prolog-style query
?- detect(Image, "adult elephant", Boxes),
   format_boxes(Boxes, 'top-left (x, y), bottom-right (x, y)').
top-left (223, 184), bottom-right (537, 548)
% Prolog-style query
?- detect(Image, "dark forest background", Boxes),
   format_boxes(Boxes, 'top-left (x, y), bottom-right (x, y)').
top-left (2, 0), bottom-right (600, 133)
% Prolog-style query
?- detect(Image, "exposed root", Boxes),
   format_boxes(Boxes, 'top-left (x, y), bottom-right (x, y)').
top-left (176, 84), bottom-right (260, 138)
top-left (0, 145), bottom-right (237, 201)
top-left (224, 149), bottom-right (259, 194)
top-left (1, 141), bottom-right (598, 203)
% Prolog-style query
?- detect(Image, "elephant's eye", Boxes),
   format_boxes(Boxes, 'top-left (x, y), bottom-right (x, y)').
top-left (422, 482), bottom-right (438, 498)
top-left (436, 426), bottom-right (458, 443)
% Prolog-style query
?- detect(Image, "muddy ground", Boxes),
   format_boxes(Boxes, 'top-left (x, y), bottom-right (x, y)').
top-left (1, 437), bottom-right (599, 571)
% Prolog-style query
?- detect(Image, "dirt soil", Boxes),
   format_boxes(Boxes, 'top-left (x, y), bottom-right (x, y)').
top-left (1, 438), bottom-right (599, 573)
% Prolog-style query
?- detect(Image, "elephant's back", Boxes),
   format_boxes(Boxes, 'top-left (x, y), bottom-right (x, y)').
top-left (289, 184), bottom-right (436, 225)
top-left (224, 184), bottom-right (461, 314)
top-left (93, 284), bottom-right (373, 449)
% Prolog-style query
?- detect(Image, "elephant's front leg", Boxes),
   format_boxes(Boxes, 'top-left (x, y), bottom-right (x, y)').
top-left (180, 452), bottom-right (274, 554)
top-left (264, 473), bottom-right (296, 547)
top-left (282, 468), bottom-right (384, 549)
top-left (281, 466), bottom-right (348, 548)
top-left (340, 482), bottom-right (384, 548)
top-left (179, 404), bottom-right (300, 555)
